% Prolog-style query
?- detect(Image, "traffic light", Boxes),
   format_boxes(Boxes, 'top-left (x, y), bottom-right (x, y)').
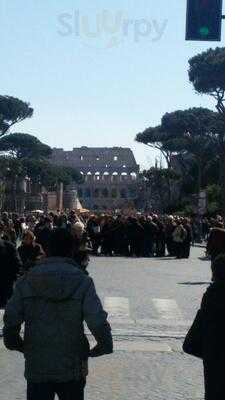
top-left (186, 0), bottom-right (223, 41)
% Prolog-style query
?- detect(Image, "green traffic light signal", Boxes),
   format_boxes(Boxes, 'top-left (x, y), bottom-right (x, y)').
top-left (199, 26), bottom-right (210, 37)
top-left (186, 0), bottom-right (223, 41)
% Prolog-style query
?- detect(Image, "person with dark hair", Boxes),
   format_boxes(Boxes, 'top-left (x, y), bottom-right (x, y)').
top-left (172, 220), bottom-right (187, 259)
top-left (183, 254), bottom-right (225, 399)
top-left (3, 228), bottom-right (113, 400)
top-left (206, 225), bottom-right (225, 262)
top-left (18, 230), bottom-right (45, 272)
top-left (0, 236), bottom-right (22, 308)
top-left (182, 218), bottom-right (193, 259)
top-left (34, 216), bottom-right (53, 255)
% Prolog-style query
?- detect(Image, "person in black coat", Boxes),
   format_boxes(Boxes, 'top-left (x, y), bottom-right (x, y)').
top-left (183, 254), bottom-right (225, 400)
top-left (18, 230), bottom-right (45, 272)
top-left (34, 217), bottom-right (53, 256)
top-left (0, 239), bottom-right (22, 308)
top-left (182, 218), bottom-right (193, 259)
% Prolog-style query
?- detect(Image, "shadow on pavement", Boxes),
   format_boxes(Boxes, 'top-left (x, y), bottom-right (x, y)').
top-left (178, 281), bottom-right (210, 286)
top-left (198, 256), bottom-right (210, 261)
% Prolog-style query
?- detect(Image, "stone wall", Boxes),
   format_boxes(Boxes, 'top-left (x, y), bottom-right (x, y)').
top-left (50, 147), bottom-right (140, 211)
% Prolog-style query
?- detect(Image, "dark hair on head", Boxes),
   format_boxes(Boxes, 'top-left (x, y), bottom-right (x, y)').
top-left (212, 254), bottom-right (225, 281)
top-left (49, 228), bottom-right (75, 258)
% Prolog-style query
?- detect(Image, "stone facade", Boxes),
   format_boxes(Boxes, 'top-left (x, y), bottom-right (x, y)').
top-left (51, 147), bottom-right (140, 211)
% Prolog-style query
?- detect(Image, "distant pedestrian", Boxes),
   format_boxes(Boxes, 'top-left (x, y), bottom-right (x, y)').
top-left (172, 221), bottom-right (187, 259)
top-left (182, 218), bottom-right (192, 259)
top-left (3, 228), bottom-right (113, 400)
top-left (18, 230), bottom-right (45, 272)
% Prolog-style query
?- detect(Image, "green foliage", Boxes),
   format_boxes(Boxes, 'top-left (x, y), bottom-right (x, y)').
top-left (136, 107), bottom-right (220, 197)
top-left (143, 167), bottom-right (181, 211)
top-left (0, 133), bottom-right (52, 159)
top-left (188, 48), bottom-right (225, 211)
top-left (143, 167), bottom-right (180, 183)
top-left (206, 184), bottom-right (221, 202)
top-left (0, 132), bottom-right (83, 191)
top-left (136, 126), bottom-right (173, 165)
top-left (46, 165), bottom-right (83, 188)
top-left (20, 159), bottom-right (83, 189)
top-left (0, 96), bottom-right (33, 136)
top-left (189, 47), bottom-right (225, 94)
top-left (0, 157), bottom-right (26, 179)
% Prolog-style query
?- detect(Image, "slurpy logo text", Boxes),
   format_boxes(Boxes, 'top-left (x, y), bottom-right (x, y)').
top-left (57, 10), bottom-right (168, 49)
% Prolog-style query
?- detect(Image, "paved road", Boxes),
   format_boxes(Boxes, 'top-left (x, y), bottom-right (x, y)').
top-left (0, 247), bottom-right (210, 400)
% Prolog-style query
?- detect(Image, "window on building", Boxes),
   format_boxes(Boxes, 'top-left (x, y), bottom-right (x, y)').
top-left (95, 172), bottom-right (101, 181)
top-left (103, 171), bottom-right (110, 181)
top-left (112, 172), bottom-right (118, 182)
top-left (86, 172), bottom-right (92, 182)
top-left (130, 172), bottom-right (137, 181)
top-left (80, 156), bottom-right (84, 160)
top-left (121, 172), bottom-right (128, 181)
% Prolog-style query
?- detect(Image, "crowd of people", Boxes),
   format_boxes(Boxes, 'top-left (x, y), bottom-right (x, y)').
top-left (0, 209), bottom-right (223, 310)
top-left (0, 210), bottom-right (218, 265)
top-left (1, 209), bottom-right (225, 400)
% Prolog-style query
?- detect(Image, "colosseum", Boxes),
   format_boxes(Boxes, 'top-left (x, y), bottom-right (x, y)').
top-left (51, 147), bottom-right (140, 211)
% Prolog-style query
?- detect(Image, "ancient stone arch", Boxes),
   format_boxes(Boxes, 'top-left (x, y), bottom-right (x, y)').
top-left (112, 172), bottom-right (119, 183)
top-left (50, 147), bottom-right (140, 210)
top-left (86, 172), bottom-right (92, 182)
top-left (130, 172), bottom-right (137, 181)
top-left (103, 171), bottom-right (110, 182)
top-left (121, 172), bottom-right (128, 182)
top-left (94, 172), bottom-right (101, 181)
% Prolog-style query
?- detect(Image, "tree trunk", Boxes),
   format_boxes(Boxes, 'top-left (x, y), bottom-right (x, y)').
top-left (197, 159), bottom-right (202, 197)
top-left (219, 145), bottom-right (225, 214)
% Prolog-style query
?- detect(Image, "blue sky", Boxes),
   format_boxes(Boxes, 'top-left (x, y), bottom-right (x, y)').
top-left (0, 0), bottom-right (224, 169)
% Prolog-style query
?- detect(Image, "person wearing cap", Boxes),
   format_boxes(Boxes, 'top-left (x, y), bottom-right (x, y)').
top-left (3, 228), bottom-right (113, 400)
top-left (183, 254), bottom-right (225, 399)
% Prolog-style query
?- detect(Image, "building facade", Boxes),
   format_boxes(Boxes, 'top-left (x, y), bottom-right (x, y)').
top-left (51, 147), bottom-right (140, 210)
